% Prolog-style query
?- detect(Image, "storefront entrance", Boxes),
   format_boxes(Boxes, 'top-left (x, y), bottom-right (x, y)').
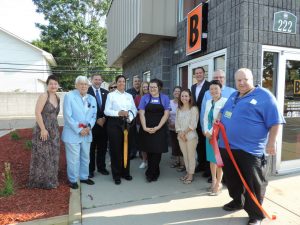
top-left (262, 46), bottom-right (300, 174)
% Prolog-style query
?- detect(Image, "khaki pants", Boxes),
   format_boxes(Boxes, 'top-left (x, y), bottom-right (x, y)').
top-left (178, 138), bottom-right (198, 174)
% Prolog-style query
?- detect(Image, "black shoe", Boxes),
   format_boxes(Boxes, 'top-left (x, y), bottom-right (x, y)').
top-left (114, 179), bottom-right (121, 185)
top-left (207, 176), bottom-right (212, 183)
top-left (195, 165), bottom-right (205, 173)
top-left (202, 171), bottom-right (210, 177)
top-left (122, 175), bottom-right (133, 181)
top-left (247, 218), bottom-right (262, 225)
top-left (223, 200), bottom-right (243, 211)
top-left (69, 182), bottom-right (78, 189)
top-left (146, 176), bottom-right (152, 183)
top-left (98, 169), bottom-right (109, 175)
top-left (88, 172), bottom-right (94, 178)
top-left (80, 179), bottom-right (95, 185)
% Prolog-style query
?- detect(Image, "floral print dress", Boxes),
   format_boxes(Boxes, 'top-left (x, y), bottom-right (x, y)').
top-left (28, 93), bottom-right (60, 189)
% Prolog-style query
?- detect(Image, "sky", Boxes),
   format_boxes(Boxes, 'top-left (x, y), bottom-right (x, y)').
top-left (0, 0), bottom-right (46, 42)
top-left (0, 0), bottom-right (106, 42)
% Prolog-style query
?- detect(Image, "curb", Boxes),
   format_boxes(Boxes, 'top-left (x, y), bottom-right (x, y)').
top-left (68, 186), bottom-right (82, 224)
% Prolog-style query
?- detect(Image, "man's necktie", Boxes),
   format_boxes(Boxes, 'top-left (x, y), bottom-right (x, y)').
top-left (96, 89), bottom-right (102, 107)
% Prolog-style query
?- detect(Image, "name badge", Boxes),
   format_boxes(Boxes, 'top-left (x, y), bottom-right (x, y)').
top-left (151, 99), bottom-right (159, 103)
top-left (224, 111), bottom-right (232, 119)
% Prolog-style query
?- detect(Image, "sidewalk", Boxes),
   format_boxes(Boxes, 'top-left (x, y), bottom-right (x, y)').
top-left (81, 154), bottom-right (300, 225)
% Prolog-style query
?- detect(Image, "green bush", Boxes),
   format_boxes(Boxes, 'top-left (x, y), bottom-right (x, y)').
top-left (25, 140), bottom-right (32, 150)
top-left (10, 131), bottom-right (20, 140)
top-left (0, 162), bottom-right (14, 197)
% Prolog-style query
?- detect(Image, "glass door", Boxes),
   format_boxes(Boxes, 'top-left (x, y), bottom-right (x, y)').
top-left (277, 52), bottom-right (300, 173)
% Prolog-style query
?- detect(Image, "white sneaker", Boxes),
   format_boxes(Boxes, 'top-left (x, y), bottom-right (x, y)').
top-left (139, 162), bottom-right (147, 169)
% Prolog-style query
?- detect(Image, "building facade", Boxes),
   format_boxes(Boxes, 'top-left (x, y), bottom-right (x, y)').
top-left (107, 0), bottom-right (300, 174)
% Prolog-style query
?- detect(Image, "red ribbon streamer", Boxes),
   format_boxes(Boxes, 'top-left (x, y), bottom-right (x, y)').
top-left (211, 121), bottom-right (276, 220)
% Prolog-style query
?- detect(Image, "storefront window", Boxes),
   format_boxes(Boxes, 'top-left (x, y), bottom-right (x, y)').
top-left (143, 71), bottom-right (151, 82)
top-left (178, 0), bottom-right (207, 22)
top-left (262, 52), bottom-right (278, 95)
top-left (214, 55), bottom-right (225, 71)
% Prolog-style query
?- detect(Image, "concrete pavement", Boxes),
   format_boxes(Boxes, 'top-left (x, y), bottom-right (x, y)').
top-left (1, 118), bottom-right (299, 225)
top-left (81, 154), bottom-right (300, 225)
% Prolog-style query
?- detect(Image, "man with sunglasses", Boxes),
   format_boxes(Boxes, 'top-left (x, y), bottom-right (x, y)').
top-left (88, 74), bottom-right (109, 178)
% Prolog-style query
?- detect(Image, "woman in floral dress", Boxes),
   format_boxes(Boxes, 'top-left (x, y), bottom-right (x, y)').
top-left (28, 75), bottom-right (60, 189)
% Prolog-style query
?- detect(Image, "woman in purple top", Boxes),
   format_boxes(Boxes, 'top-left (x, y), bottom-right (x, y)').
top-left (139, 78), bottom-right (170, 182)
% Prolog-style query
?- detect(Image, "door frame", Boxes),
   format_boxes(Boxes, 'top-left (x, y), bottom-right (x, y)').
top-left (262, 45), bottom-right (300, 174)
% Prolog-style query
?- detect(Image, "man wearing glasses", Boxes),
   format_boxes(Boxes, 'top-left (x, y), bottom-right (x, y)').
top-left (88, 74), bottom-right (109, 178)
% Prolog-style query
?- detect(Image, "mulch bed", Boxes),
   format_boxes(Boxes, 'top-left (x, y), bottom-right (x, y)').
top-left (0, 128), bottom-right (70, 225)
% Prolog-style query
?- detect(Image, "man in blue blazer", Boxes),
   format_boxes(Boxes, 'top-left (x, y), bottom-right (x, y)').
top-left (62, 76), bottom-right (97, 189)
top-left (87, 74), bottom-right (109, 178)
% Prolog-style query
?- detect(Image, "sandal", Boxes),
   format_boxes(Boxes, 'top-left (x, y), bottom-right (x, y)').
top-left (209, 184), bottom-right (223, 196)
top-left (183, 178), bottom-right (193, 184)
top-left (180, 174), bottom-right (188, 181)
top-left (176, 166), bottom-right (185, 172)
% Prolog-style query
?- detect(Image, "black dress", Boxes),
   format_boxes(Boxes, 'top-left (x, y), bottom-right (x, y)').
top-left (139, 95), bottom-right (168, 180)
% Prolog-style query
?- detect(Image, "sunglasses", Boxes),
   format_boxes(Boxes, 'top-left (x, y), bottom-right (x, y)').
top-left (109, 86), bottom-right (117, 90)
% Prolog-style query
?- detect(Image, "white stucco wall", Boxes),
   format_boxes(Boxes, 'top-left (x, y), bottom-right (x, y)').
top-left (0, 29), bottom-right (52, 92)
top-left (0, 92), bottom-right (65, 118)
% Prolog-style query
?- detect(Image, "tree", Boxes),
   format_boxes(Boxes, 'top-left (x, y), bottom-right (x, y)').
top-left (32, 0), bottom-right (118, 90)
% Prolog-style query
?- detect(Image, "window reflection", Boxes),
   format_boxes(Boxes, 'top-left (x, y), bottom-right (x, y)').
top-left (262, 51), bottom-right (278, 95)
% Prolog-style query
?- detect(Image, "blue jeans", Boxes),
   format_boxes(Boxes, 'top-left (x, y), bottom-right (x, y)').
top-left (65, 142), bottom-right (91, 183)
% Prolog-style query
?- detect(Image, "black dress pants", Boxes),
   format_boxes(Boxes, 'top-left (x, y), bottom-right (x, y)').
top-left (89, 124), bottom-right (108, 173)
top-left (196, 127), bottom-right (209, 172)
top-left (107, 118), bottom-right (130, 180)
top-left (145, 153), bottom-right (162, 180)
top-left (220, 148), bottom-right (268, 220)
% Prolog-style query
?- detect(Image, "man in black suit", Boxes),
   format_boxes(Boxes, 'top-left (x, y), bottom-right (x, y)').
top-left (191, 67), bottom-right (210, 176)
top-left (88, 74), bottom-right (109, 177)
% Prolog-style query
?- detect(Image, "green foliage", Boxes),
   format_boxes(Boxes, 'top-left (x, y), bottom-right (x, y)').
top-left (10, 131), bottom-right (20, 140)
top-left (0, 162), bottom-right (14, 197)
top-left (25, 140), bottom-right (33, 150)
top-left (32, 0), bottom-right (116, 91)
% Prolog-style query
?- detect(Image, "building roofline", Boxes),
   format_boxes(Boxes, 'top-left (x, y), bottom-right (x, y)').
top-left (0, 26), bottom-right (57, 66)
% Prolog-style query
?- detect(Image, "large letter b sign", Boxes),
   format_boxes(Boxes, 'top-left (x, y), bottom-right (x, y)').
top-left (186, 4), bottom-right (202, 55)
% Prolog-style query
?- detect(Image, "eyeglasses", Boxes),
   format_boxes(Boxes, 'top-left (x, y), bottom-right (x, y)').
top-left (109, 86), bottom-right (117, 90)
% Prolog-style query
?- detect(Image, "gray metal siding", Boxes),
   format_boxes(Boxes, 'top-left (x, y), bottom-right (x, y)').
top-left (107, 0), bottom-right (177, 67)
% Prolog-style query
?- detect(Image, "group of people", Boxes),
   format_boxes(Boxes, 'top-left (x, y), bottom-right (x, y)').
top-left (28, 67), bottom-right (284, 225)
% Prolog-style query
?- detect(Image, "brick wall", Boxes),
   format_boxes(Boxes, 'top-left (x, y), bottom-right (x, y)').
top-left (123, 40), bottom-right (173, 95)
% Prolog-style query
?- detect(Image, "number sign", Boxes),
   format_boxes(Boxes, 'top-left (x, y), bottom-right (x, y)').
top-left (273, 11), bottom-right (297, 34)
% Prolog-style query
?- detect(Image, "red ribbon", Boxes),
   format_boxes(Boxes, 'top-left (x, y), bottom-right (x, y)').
top-left (78, 123), bottom-right (87, 128)
top-left (211, 121), bottom-right (276, 220)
